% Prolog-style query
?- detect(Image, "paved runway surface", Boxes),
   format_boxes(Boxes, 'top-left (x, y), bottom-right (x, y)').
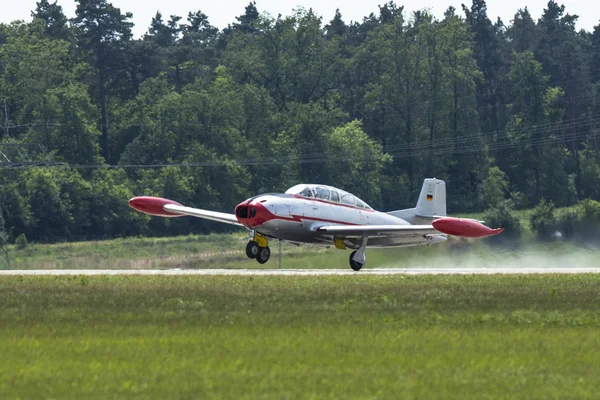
top-left (2, 268), bottom-right (600, 276)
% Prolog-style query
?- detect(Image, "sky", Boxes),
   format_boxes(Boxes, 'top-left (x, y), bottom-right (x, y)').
top-left (0, 0), bottom-right (598, 38)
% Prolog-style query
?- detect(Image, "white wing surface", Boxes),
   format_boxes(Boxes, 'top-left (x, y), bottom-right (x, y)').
top-left (315, 224), bottom-right (439, 238)
top-left (163, 204), bottom-right (242, 226)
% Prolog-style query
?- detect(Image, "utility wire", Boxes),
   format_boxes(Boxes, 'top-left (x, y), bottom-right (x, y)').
top-left (2, 108), bottom-right (599, 170)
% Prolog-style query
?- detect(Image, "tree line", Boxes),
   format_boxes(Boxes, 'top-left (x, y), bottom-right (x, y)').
top-left (1, 0), bottom-right (600, 242)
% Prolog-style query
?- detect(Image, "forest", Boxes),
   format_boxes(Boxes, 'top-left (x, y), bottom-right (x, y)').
top-left (1, 0), bottom-right (600, 242)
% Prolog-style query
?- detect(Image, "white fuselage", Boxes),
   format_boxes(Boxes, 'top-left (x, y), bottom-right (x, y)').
top-left (234, 194), bottom-right (446, 249)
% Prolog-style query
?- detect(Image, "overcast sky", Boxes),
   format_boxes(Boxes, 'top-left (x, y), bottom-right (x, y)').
top-left (1, 0), bottom-right (598, 38)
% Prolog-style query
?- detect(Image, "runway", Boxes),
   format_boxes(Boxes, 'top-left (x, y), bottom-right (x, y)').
top-left (2, 267), bottom-right (600, 276)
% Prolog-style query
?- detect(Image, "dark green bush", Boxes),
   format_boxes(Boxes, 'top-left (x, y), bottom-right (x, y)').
top-left (483, 200), bottom-right (522, 245)
top-left (576, 199), bottom-right (600, 241)
top-left (554, 209), bottom-right (579, 240)
top-left (15, 233), bottom-right (28, 250)
top-left (530, 200), bottom-right (557, 241)
top-left (537, 199), bottom-right (600, 243)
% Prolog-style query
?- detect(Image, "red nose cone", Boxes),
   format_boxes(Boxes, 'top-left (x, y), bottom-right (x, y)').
top-left (432, 217), bottom-right (504, 238)
top-left (234, 199), bottom-right (274, 228)
top-left (128, 196), bottom-right (184, 217)
top-left (234, 201), bottom-right (250, 225)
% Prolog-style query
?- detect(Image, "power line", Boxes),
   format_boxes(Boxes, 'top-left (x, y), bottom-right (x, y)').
top-left (3, 76), bottom-right (599, 136)
top-left (4, 128), bottom-right (595, 170)
top-left (4, 113), bottom-right (599, 166)
top-left (2, 111), bottom-right (599, 170)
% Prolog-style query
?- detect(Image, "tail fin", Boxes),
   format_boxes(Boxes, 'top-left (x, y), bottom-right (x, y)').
top-left (415, 178), bottom-right (446, 218)
top-left (387, 178), bottom-right (446, 222)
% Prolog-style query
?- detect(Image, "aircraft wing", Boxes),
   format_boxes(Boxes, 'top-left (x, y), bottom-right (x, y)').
top-left (316, 217), bottom-right (504, 239)
top-left (163, 204), bottom-right (242, 226)
top-left (129, 196), bottom-right (243, 227)
top-left (315, 225), bottom-right (438, 238)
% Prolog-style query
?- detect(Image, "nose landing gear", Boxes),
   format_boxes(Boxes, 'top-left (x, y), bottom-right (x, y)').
top-left (349, 236), bottom-right (368, 271)
top-left (246, 241), bottom-right (260, 259)
top-left (349, 251), bottom-right (364, 271)
top-left (256, 246), bottom-right (271, 264)
top-left (246, 231), bottom-right (271, 264)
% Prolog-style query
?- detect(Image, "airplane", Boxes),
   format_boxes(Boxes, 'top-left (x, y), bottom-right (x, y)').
top-left (128, 178), bottom-right (503, 271)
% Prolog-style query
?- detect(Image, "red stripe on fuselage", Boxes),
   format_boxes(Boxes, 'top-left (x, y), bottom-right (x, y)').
top-left (290, 214), bottom-right (360, 226)
top-left (247, 213), bottom-right (361, 228)
top-left (292, 195), bottom-right (376, 212)
top-left (243, 209), bottom-right (363, 230)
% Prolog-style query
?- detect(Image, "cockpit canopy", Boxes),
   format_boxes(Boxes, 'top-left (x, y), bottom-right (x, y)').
top-left (285, 184), bottom-right (373, 210)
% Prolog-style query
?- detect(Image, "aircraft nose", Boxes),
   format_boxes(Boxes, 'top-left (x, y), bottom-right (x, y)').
top-left (234, 200), bottom-right (253, 223)
top-left (234, 199), bottom-right (271, 228)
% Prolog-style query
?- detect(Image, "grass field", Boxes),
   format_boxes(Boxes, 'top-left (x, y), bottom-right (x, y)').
top-left (1, 274), bottom-right (600, 399)
top-left (7, 228), bottom-right (600, 271)
top-left (4, 204), bottom-right (586, 270)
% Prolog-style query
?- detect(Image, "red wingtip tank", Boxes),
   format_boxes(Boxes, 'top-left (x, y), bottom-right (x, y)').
top-left (432, 217), bottom-right (504, 238)
top-left (128, 196), bottom-right (184, 218)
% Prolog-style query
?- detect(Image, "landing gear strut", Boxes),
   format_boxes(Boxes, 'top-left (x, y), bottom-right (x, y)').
top-left (349, 236), bottom-right (368, 271)
top-left (246, 231), bottom-right (270, 264)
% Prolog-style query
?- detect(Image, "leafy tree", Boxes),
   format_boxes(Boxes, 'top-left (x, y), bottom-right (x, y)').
top-left (325, 9), bottom-right (347, 38)
top-left (535, 1), bottom-right (592, 195)
top-left (228, 1), bottom-right (260, 34)
top-left (224, 9), bottom-right (344, 108)
top-left (145, 12), bottom-right (180, 47)
top-left (71, 0), bottom-right (134, 162)
top-left (49, 82), bottom-right (103, 165)
top-left (21, 168), bottom-right (76, 240)
top-left (324, 120), bottom-right (391, 207)
top-left (530, 199), bottom-right (557, 240)
top-left (479, 166), bottom-right (509, 207)
top-left (0, 22), bottom-right (101, 164)
top-left (506, 8), bottom-right (537, 53)
top-left (0, 22), bottom-right (70, 127)
top-left (134, 167), bottom-right (195, 235)
top-left (504, 50), bottom-right (566, 204)
top-left (87, 169), bottom-right (148, 237)
top-left (15, 233), bottom-right (28, 250)
top-left (32, 0), bottom-right (70, 40)
top-left (0, 174), bottom-right (33, 241)
top-left (579, 146), bottom-right (600, 200)
top-left (483, 200), bottom-right (521, 245)
top-left (462, 0), bottom-right (506, 138)
top-left (357, 9), bottom-right (422, 198)
top-left (592, 24), bottom-right (600, 84)
top-left (143, 11), bottom-right (216, 92)
top-left (2, 1), bottom-right (600, 243)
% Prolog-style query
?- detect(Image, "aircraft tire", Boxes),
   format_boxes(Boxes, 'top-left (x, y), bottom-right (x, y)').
top-left (246, 241), bottom-right (260, 259)
top-left (256, 246), bottom-right (271, 264)
top-left (349, 251), bottom-right (363, 271)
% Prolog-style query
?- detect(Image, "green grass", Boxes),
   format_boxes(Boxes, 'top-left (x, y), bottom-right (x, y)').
top-left (6, 232), bottom-right (255, 269)
top-left (1, 203), bottom-right (594, 270)
top-left (5, 230), bottom-right (600, 270)
top-left (1, 275), bottom-right (600, 399)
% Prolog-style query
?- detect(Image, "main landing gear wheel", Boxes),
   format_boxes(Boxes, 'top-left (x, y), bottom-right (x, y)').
top-left (246, 241), bottom-right (259, 259)
top-left (256, 246), bottom-right (271, 264)
top-left (349, 250), bottom-right (364, 271)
